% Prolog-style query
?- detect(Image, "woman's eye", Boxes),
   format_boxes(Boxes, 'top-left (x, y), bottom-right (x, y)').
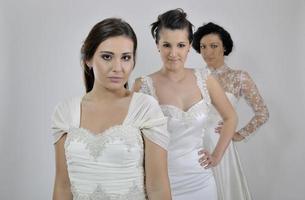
top-left (122, 55), bottom-right (132, 61)
top-left (200, 45), bottom-right (205, 49)
top-left (101, 54), bottom-right (112, 61)
top-left (163, 43), bottom-right (170, 48)
top-left (178, 43), bottom-right (186, 48)
top-left (211, 44), bottom-right (218, 48)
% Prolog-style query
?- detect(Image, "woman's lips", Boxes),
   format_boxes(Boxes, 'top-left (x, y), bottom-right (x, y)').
top-left (108, 77), bottom-right (123, 83)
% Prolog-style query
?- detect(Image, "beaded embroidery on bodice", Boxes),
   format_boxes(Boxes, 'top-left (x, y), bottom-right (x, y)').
top-left (51, 93), bottom-right (169, 200)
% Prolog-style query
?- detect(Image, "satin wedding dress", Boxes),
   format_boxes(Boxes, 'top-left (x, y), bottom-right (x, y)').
top-left (51, 92), bottom-right (169, 200)
top-left (139, 68), bottom-right (217, 200)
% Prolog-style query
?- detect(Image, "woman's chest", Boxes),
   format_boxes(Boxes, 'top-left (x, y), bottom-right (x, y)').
top-left (64, 125), bottom-right (144, 164)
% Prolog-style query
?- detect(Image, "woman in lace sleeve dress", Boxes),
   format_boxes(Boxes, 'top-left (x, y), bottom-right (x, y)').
top-left (51, 18), bottom-right (171, 200)
top-left (133, 9), bottom-right (237, 200)
top-left (192, 22), bottom-right (270, 200)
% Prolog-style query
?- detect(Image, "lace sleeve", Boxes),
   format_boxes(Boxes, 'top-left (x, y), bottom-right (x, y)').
top-left (237, 71), bottom-right (269, 138)
top-left (138, 77), bottom-right (151, 95)
top-left (137, 76), bottom-right (158, 100)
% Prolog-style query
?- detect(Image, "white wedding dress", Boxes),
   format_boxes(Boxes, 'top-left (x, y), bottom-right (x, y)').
top-left (51, 92), bottom-right (169, 200)
top-left (204, 65), bottom-right (269, 200)
top-left (139, 68), bottom-right (217, 200)
top-left (205, 92), bottom-right (252, 200)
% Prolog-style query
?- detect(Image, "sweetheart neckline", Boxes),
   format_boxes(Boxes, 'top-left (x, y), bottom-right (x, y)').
top-left (160, 99), bottom-right (205, 113)
top-left (76, 92), bottom-right (139, 136)
top-left (75, 125), bottom-right (131, 137)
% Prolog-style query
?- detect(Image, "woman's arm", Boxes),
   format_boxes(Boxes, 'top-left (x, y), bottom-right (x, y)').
top-left (144, 136), bottom-right (171, 200)
top-left (237, 71), bottom-right (269, 139)
top-left (53, 134), bottom-right (72, 200)
top-left (201, 75), bottom-right (237, 168)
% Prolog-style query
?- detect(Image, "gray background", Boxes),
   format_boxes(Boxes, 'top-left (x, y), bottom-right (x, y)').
top-left (1, 0), bottom-right (304, 199)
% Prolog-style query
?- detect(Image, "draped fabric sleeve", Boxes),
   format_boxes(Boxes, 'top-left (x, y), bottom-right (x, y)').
top-left (131, 93), bottom-right (169, 150)
top-left (51, 102), bottom-right (70, 144)
top-left (237, 71), bottom-right (269, 138)
top-left (51, 98), bottom-right (80, 144)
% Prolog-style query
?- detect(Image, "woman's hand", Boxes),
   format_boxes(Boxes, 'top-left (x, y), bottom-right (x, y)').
top-left (215, 121), bottom-right (244, 142)
top-left (232, 132), bottom-right (244, 141)
top-left (198, 149), bottom-right (221, 169)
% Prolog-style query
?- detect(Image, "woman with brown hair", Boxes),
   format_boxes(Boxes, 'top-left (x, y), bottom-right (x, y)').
top-left (52, 18), bottom-right (171, 200)
top-left (134, 9), bottom-right (237, 200)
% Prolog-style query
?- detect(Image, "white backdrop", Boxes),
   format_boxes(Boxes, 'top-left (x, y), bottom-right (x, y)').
top-left (1, 0), bottom-right (304, 199)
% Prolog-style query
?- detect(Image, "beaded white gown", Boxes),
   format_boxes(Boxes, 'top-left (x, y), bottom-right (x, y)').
top-left (139, 68), bottom-right (217, 200)
top-left (51, 92), bottom-right (169, 200)
top-left (205, 65), bottom-right (269, 200)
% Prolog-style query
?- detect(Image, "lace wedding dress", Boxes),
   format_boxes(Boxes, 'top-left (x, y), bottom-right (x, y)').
top-left (204, 64), bottom-right (269, 200)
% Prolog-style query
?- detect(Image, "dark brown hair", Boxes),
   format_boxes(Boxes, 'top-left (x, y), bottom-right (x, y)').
top-left (81, 18), bottom-right (137, 92)
top-left (151, 8), bottom-right (193, 44)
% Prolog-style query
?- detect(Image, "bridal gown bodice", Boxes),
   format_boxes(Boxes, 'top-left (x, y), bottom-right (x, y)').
top-left (162, 99), bottom-right (217, 199)
top-left (51, 92), bottom-right (169, 200)
top-left (162, 99), bottom-right (209, 174)
top-left (139, 68), bottom-right (217, 200)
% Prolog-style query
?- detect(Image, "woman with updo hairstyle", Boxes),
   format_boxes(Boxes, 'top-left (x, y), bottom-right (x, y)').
top-left (193, 22), bottom-right (269, 200)
top-left (134, 9), bottom-right (238, 200)
top-left (51, 18), bottom-right (171, 200)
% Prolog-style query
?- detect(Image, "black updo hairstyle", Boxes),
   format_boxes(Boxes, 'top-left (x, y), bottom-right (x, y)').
top-left (151, 8), bottom-right (194, 44)
top-left (192, 22), bottom-right (233, 56)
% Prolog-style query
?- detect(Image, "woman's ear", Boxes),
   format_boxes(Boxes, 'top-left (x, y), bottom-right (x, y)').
top-left (85, 60), bottom-right (92, 68)
top-left (156, 43), bottom-right (160, 52)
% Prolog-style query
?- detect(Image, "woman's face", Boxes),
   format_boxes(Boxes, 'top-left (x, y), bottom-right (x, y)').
top-left (157, 28), bottom-right (191, 70)
top-left (200, 33), bottom-right (225, 68)
top-left (86, 36), bottom-right (134, 91)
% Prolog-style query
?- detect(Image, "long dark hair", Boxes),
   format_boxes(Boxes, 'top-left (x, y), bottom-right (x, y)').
top-left (80, 18), bottom-right (137, 92)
